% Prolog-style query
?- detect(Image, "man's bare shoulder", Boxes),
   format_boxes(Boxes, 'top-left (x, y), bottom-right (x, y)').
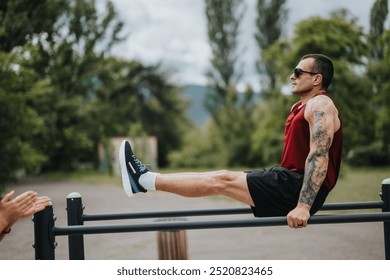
top-left (305, 94), bottom-right (338, 115)
top-left (305, 94), bottom-right (341, 132)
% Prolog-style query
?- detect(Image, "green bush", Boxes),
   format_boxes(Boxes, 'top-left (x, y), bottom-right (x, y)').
top-left (346, 142), bottom-right (389, 166)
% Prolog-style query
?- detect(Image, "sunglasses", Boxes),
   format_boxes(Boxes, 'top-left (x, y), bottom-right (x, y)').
top-left (293, 68), bottom-right (320, 77)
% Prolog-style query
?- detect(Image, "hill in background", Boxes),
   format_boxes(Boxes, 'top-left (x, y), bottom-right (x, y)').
top-left (181, 84), bottom-right (210, 127)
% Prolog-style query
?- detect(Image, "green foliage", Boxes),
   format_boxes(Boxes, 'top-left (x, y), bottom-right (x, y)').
top-left (0, 0), bottom-right (65, 52)
top-left (168, 125), bottom-right (228, 168)
top-left (203, 0), bottom-right (258, 167)
top-left (204, 0), bottom-right (244, 121)
top-left (346, 142), bottom-right (389, 166)
top-left (168, 86), bottom-right (257, 168)
top-left (28, 0), bottom-right (124, 171)
top-left (255, 0), bottom-right (287, 50)
top-left (212, 86), bottom-right (257, 167)
top-left (95, 58), bottom-right (190, 167)
top-left (255, 0), bottom-right (288, 94)
top-left (260, 39), bottom-right (293, 89)
top-left (0, 51), bottom-right (47, 189)
top-left (353, 1), bottom-right (390, 166)
top-left (0, 0), bottom-right (191, 193)
top-left (250, 93), bottom-right (290, 166)
top-left (330, 61), bottom-right (375, 151)
top-left (369, 0), bottom-right (388, 60)
top-left (292, 12), bottom-right (367, 64)
top-left (366, 30), bottom-right (390, 163)
top-left (250, 0), bottom-right (289, 167)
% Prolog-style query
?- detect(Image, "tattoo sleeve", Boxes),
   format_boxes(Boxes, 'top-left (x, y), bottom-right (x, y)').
top-left (299, 111), bottom-right (331, 206)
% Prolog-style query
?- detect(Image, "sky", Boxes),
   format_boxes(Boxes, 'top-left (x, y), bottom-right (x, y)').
top-left (108, 0), bottom-right (377, 91)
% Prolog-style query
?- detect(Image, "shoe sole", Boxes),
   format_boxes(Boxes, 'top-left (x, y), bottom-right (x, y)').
top-left (119, 140), bottom-right (135, 197)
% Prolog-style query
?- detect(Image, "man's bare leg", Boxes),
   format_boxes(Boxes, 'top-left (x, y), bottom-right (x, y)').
top-left (119, 139), bottom-right (254, 206)
top-left (155, 170), bottom-right (255, 206)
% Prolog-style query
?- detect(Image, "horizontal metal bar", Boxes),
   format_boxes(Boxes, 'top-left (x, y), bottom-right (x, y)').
top-left (54, 212), bottom-right (390, 236)
top-left (81, 201), bottom-right (384, 222)
top-left (82, 207), bottom-right (252, 221)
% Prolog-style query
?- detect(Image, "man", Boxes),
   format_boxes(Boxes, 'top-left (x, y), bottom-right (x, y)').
top-left (119, 54), bottom-right (342, 229)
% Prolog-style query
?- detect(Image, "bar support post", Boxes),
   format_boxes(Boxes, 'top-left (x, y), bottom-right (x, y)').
top-left (33, 205), bottom-right (56, 260)
top-left (67, 192), bottom-right (85, 260)
top-left (381, 178), bottom-right (390, 260)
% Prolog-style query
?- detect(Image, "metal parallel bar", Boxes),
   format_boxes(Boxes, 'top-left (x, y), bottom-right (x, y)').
top-left (81, 201), bottom-right (383, 222)
top-left (82, 207), bottom-right (252, 221)
top-left (381, 179), bottom-right (390, 260)
top-left (54, 212), bottom-right (390, 236)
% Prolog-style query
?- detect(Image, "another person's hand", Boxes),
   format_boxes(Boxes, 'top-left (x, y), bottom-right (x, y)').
top-left (23, 195), bottom-right (52, 217)
top-left (0, 190), bottom-right (51, 236)
top-left (0, 191), bottom-right (37, 230)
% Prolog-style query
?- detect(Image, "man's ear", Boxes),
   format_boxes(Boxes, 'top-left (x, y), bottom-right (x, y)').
top-left (313, 74), bottom-right (323, 87)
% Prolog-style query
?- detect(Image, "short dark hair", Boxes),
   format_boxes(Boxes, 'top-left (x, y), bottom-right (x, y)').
top-left (301, 54), bottom-right (334, 90)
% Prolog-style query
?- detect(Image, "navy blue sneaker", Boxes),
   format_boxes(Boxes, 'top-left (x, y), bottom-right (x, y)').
top-left (119, 140), bottom-right (148, 197)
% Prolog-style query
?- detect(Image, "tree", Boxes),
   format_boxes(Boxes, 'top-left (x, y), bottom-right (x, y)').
top-left (0, 0), bottom-right (64, 190)
top-left (204, 0), bottom-right (244, 125)
top-left (33, 0), bottom-right (125, 171)
top-left (250, 0), bottom-right (289, 166)
top-left (250, 93), bottom-right (290, 166)
top-left (0, 0), bottom-right (65, 52)
top-left (255, 0), bottom-right (288, 96)
top-left (369, 0), bottom-right (388, 60)
top-left (167, 86), bottom-right (256, 168)
top-left (94, 58), bottom-right (190, 167)
top-left (204, 0), bottom-right (257, 166)
top-left (214, 85), bottom-right (256, 167)
top-left (0, 0), bottom-right (191, 193)
top-left (364, 0), bottom-right (390, 165)
top-left (292, 12), bottom-right (367, 63)
top-left (366, 30), bottom-right (390, 165)
top-left (0, 51), bottom-right (48, 189)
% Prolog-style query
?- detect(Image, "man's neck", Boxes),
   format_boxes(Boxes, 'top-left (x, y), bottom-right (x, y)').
top-left (299, 89), bottom-right (326, 105)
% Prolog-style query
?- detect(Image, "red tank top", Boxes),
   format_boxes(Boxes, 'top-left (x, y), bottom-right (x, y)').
top-left (280, 96), bottom-right (343, 191)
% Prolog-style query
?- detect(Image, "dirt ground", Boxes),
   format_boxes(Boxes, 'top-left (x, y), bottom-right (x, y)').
top-left (0, 178), bottom-right (386, 260)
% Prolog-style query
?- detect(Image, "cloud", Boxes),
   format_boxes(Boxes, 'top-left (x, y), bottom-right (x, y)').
top-left (109, 0), bottom-right (376, 89)
top-left (110, 0), bottom-right (210, 85)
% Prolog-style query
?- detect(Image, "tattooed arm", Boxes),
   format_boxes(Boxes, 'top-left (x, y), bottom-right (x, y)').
top-left (287, 95), bottom-right (340, 228)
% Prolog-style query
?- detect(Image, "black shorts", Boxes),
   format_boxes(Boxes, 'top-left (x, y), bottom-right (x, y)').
top-left (246, 166), bottom-right (328, 217)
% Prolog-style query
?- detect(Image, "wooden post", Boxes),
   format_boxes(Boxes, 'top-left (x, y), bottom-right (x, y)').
top-left (156, 219), bottom-right (188, 260)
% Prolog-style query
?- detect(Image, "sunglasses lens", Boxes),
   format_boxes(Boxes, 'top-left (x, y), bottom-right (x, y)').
top-left (293, 68), bottom-right (301, 77)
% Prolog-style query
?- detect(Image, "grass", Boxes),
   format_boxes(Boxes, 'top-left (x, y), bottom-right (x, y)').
top-left (326, 165), bottom-right (390, 202)
top-left (40, 169), bottom-right (122, 186)
top-left (39, 165), bottom-right (390, 203)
